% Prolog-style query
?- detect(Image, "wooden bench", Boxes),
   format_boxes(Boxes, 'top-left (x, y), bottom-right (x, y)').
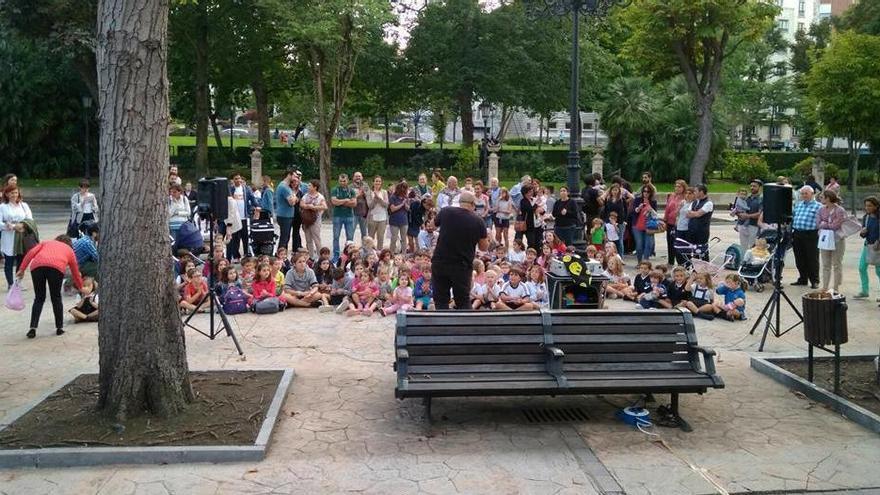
top-left (394, 309), bottom-right (723, 430)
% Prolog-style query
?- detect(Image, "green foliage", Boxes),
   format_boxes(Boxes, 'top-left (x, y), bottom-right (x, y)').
top-left (360, 155), bottom-right (386, 178)
top-left (793, 157), bottom-right (840, 181)
top-left (407, 150), bottom-right (446, 171)
top-left (499, 152), bottom-right (546, 180)
top-left (0, 25), bottom-right (90, 178)
top-left (451, 146), bottom-right (480, 177)
top-left (533, 165), bottom-right (567, 184)
top-left (722, 152), bottom-right (771, 182)
top-left (839, 169), bottom-right (879, 186)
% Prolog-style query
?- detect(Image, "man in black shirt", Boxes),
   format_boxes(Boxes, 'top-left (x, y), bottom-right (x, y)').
top-left (432, 191), bottom-right (490, 310)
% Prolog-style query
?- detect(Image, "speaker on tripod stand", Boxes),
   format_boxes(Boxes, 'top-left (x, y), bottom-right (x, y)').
top-left (749, 184), bottom-right (803, 351)
top-left (183, 177), bottom-right (244, 356)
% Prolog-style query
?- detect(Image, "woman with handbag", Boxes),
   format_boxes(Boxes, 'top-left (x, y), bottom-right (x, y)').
top-left (300, 180), bottom-right (327, 259)
top-left (816, 190), bottom-right (847, 293)
top-left (16, 235), bottom-right (83, 339)
top-left (854, 196), bottom-right (880, 301)
top-left (1, 185), bottom-right (33, 289)
top-left (518, 185), bottom-right (540, 250)
top-left (632, 186), bottom-right (658, 263)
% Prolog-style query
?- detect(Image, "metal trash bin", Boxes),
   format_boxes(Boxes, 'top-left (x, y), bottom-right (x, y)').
top-left (802, 293), bottom-right (848, 346)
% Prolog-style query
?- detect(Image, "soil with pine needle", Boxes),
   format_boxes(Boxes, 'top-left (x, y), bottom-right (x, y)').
top-left (0, 370), bottom-right (283, 449)
top-left (776, 358), bottom-right (880, 417)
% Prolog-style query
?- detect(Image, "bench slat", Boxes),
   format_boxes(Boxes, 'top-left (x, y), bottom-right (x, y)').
top-left (407, 335), bottom-right (544, 345)
top-left (405, 343), bottom-right (691, 355)
top-left (408, 363), bottom-right (548, 374)
top-left (405, 381), bottom-right (559, 392)
top-left (408, 354), bottom-right (546, 365)
top-left (561, 353), bottom-right (688, 363)
top-left (406, 325), bottom-right (544, 336)
top-left (550, 314), bottom-right (685, 325)
top-left (403, 314), bottom-right (542, 326)
top-left (553, 334), bottom-right (685, 344)
top-left (552, 324), bottom-right (684, 334)
top-left (411, 370), bottom-right (707, 384)
top-left (408, 372), bottom-right (555, 383)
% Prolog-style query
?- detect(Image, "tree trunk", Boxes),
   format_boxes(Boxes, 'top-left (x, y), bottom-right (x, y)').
top-left (690, 99), bottom-right (714, 185)
top-left (96, 0), bottom-right (193, 421)
top-left (457, 90), bottom-right (474, 147)
top-left (252, 73), bottom-right (271, 146)
top-left (193, 0), bottom-right (209, 175)
top-left (319, 131), bottom-right (332, 197)
top-left (384, 113), bottom-right (390, 151)
top-left (209, 112), bottom-right (224, 151)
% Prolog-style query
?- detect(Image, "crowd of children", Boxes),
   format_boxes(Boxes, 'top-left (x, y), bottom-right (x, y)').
top-left (165, 220), bottom-right (748, 323)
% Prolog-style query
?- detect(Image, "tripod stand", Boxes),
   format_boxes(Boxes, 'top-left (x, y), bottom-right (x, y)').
top-left (182, 212), bottom-right (244, 357)
top-left (749, 223), bottom-right (803, 351)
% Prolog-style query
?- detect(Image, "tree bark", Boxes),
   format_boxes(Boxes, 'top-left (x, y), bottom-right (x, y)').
top-left (210, 111), bottom-right (224, 151)
top-left (193, 0), bottom-right (209, 175)
top-left (690, 98), bottom-right (714, 185)
top-left (847, 135), bottom-right (860, 214)
top-left (457, 89), bottom-right (474, 147)
top-left (252, 72), bottom-right (271, 146)
top-left (96, 0), bottom-right (193, 421)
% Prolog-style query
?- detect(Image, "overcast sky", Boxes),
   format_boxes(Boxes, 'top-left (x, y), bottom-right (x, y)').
top-left (387, 0), bottom-right (504, 46)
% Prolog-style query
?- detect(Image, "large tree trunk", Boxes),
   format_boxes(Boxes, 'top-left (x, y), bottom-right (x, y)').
top-left (252, 72), bottom-right (271, 146)
top-left (193, 0), bottom-right (209, 175)
top-left (690, 99), bottom-right (714, 185)
top-left (457, 89), bottom-right (474, 147)
top-left (96, 0), bottom-right (193, 421)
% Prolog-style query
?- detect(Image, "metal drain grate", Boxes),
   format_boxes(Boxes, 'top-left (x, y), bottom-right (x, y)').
top-left (522, 407), bottom-right (590, 423)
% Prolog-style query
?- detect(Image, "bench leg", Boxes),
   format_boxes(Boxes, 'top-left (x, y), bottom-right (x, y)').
top-left (670, 394), bottom-right (693, 433)
top-left (423, 396), bottom-right (433, 423)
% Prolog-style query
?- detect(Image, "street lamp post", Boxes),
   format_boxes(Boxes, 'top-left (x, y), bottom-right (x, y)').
top-left (479, 102), bottom-right (492, 181)
top-left (82, 96), bottom-right (93, 180)
top-left (526, 0), bottom-right (620, 245)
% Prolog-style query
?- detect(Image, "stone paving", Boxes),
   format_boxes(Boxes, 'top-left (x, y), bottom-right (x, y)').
top-left (1, 208), bottom-right (879, 494)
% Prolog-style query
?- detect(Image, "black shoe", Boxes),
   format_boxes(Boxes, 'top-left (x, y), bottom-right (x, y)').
top-left (790, 280), bottom-right (807, 286)
top-left (810, 283), bottom-right (819, 289)
top-left (56, 328), bottom-right (65, 336)
top-left (26, 328), bottom-right (36, 339)
top-left (695, 313), bottom-right (716, 321)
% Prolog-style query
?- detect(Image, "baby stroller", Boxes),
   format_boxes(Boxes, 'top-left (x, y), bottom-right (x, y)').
top-left (674, 236), bottom-right (731, 283)
top-left (249, 219), bottom-right (277, 256)
top-left (737, 229), bottom-right (782, 292)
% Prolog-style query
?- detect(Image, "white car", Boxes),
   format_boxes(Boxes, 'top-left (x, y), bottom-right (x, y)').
top-left (221, 128), bottom-right (251, 138)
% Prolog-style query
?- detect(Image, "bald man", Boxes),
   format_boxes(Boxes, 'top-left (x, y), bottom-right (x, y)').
top-left (432, 191), bottom-right (489, 310)
top-left (791, 185), bottom-right (821, 288)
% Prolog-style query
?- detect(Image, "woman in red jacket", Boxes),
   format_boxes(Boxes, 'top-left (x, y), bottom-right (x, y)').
top-left (16, 235), bottom-right (83, 339)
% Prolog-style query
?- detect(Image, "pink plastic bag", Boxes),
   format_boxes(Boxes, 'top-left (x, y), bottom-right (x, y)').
top-left (5, 280), bottom-right (25, 311)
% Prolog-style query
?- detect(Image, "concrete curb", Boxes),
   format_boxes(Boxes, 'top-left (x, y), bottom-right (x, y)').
top-left (0, 368), bottom-right (294, 468)
top-left (750, 355), bottom-right (880, 434)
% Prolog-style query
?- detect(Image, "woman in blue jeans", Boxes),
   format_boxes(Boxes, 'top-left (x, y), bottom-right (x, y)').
top-left (631, 186), bottom-right (658, 262)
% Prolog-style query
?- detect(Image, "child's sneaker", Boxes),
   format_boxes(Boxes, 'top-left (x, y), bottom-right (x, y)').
top-left (317, 303), bottom-right (334, 313)
top-left (334, 300), bottom-right (348, 314)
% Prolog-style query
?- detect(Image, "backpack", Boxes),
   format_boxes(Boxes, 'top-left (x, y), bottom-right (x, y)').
top-left (222, 286), bottom-right (249, 315)
top-left (254, 297), bottom-right (282, 314)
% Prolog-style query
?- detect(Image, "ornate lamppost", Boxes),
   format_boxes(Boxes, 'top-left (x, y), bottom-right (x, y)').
top-left (479, 101), bottom-right (492, 181)
top-left (526, 0), bottom-right (621, 244)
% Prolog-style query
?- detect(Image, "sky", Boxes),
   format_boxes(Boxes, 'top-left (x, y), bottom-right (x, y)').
top-left (386, 0), bottom-right (504, 46)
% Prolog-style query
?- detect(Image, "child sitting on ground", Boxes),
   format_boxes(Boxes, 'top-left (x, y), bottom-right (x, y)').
top-left (251, 262), bottom-right (281, 309)
top-left (508, 239), bottom-right (526, 264)
top-left (348, 267), bottom-right (380, 316)
top-left (282, 254), bottom-right (328, 309)
top-left (381, 271), bottom-right (413, 316)
top-left (624, 261), bottom-right (652, 301)
top-left (270, 257), bottom-right (285, 295)
top-left (329, 267), bottom-right (353, 313)
top-left (603, 257), bottom-right (630, 299)
top-left (525, 265), bottom-right (549, 309)
top-left (179, 267), bottom-right (209, 313)
top-left (413, 269), bottom-right (434, 310)
top-left (69, 276), bottom-right (99, 323)
top-left (714, 273), bottom-right (746, 320)
top-left (667, 266), bottom-right (692, 309)
top-left (682, 272), bottom-right (716, 320)
top-left (276, 246), bottom-right (291, 274)
top-left (494, 266), bottom-right (532, 311)
top-left (240, 257), bottom-right (256, 293)
top-left (637, 270), bottom-right (669, 309)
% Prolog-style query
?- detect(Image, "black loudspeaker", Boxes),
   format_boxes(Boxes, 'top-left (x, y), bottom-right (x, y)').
top-left (198, 177), bottom-right (228, 219)
top-left (763, 184), bottom-right (793, 224)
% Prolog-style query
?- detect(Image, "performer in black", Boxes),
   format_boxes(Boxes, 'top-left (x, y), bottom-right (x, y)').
top-left (432, 191), bottom-right (489, 310)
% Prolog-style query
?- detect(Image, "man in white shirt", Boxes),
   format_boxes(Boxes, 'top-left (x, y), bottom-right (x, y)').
top-left (436, 176), bottom-right (461, 209)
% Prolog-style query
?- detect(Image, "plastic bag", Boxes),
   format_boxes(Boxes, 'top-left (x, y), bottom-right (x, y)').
top-left (5, 280), bottom-right (25, 311)
top-left (817, 229), bottom-right (836, 251)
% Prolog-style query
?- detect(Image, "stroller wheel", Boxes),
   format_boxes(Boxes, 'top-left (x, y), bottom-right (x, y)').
top-left (756, 283), bottom-right (764, 293)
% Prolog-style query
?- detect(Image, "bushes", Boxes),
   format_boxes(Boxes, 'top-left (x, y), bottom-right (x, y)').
top-left (722, 152), bottom-right (771, 182)
top-left (793, 157), bottom-right (841, 181)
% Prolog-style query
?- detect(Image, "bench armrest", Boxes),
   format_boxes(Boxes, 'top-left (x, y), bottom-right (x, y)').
top-left (691, 345), bottom-right (718, 376)
top-left (544, 346), bottom-right (565, 379)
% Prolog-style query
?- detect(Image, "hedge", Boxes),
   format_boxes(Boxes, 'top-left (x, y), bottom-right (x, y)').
top-left (757, 151), bottom-right (879, 172)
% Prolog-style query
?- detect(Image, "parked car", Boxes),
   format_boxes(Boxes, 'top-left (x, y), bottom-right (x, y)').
top-left (221, 128), bottom-right (251, 138)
